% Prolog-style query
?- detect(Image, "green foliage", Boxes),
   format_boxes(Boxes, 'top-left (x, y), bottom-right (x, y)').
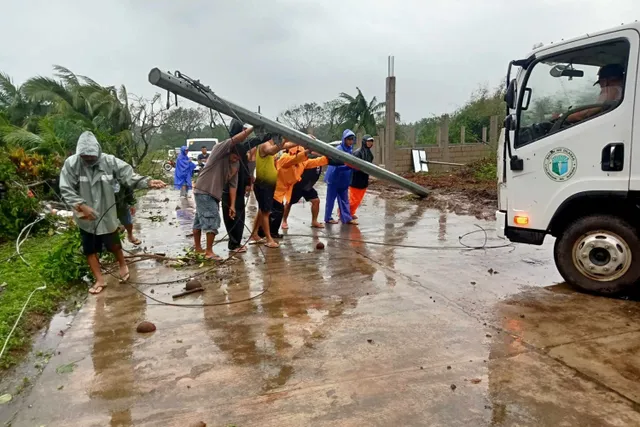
top-left (414, 85), bottom-right (505, 145)
top-left (41, 228), bottom-right (89, 285)
top-left (0, 230), bottom-right (86, 370)
top-left (470, 157), bottom-right (498, 181)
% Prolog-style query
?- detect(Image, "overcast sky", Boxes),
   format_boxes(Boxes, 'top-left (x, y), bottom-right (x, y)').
top-left (1, 0), bottom-right (638, 122)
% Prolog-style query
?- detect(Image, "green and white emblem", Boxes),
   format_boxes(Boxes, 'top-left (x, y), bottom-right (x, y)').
top-left (544, 147), bottom-right (577, 182)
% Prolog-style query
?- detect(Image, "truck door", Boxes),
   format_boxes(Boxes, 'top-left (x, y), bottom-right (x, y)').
top-left (507, 30), bottom-right (639, 231)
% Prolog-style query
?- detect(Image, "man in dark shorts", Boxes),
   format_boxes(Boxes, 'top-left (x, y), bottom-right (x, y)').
top-left (282, 153), bottom-right (329, 230)
top-left (193, 124), bottom-right (264, 259)
top-left (59, 131), bottom-right (166, 295)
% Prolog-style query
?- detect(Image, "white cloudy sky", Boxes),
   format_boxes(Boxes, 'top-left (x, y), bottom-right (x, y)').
top-left (1, 0), bottom-right (638, 122)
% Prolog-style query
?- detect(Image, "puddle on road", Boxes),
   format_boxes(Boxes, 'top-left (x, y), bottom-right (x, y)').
top-left (10, 188), bottom-right (640, 427)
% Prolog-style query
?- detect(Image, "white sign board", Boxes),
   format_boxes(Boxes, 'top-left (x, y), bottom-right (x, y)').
top-left (412, 149), bottom-right (428, 173)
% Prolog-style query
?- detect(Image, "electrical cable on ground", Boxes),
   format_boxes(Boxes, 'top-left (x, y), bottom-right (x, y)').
top-left (0, 284), bottom-right (47, 362)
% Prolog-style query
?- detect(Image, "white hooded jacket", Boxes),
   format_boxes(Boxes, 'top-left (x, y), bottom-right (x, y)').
top-left (59, 131), bottom-right (149, 235)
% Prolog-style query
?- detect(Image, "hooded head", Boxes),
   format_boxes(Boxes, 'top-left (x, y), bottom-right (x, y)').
top-left (341, 129), bottom-right (356, 152)
top-left (76, 131), bottom-right (102, 166)
top-left (362, 134), bottom-right (374, 149)
top-left (180, 146), bottom-right (189, 157)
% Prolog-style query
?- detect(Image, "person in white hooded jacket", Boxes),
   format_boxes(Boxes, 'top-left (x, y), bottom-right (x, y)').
top-left (59, 131), bottom-right (166, 294)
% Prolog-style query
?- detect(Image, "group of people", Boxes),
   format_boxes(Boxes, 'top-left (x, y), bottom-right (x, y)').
top-left (189, 120), bottom-right (375, 259)
top-left (58, 123), bottom-right (375, 294)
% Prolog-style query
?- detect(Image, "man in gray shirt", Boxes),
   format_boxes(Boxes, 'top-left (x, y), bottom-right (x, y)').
top-left (192, 124), bottom-right (260, 260)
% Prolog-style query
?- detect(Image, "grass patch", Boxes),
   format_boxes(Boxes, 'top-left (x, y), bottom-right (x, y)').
top-left (0, 229), bottom-right (88, 371)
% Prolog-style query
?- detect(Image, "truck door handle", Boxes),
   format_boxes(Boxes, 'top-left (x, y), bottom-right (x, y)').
top-left (601, 143), bottom-right (624, 172)
top-left (609, 146), bottom-right (615, 169)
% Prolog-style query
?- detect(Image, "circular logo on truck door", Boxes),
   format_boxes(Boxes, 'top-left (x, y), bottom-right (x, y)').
top-left (544, 147), bottom-right (577, 182)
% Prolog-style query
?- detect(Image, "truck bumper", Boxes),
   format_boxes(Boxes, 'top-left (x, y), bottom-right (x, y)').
top-left (496, 210), bottom-right (507, 239)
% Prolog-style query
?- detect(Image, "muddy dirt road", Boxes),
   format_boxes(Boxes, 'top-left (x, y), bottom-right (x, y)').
top-left (2, 186), bottom-right (639, 426)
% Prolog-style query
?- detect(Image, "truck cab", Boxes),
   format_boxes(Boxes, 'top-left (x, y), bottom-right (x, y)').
top-left (497, 22), bottom-right (640, 295)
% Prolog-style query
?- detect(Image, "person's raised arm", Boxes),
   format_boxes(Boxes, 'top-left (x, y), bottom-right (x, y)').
top-left (230, 126), bottom-right (254, 145)
top-left (114, 157), bottom-right (165, 189)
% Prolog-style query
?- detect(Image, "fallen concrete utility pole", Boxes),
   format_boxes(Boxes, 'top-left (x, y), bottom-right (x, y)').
top-left (148, 68), bottom-right (429, 197)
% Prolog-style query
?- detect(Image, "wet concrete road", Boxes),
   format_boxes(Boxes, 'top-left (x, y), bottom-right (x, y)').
top-left (4, 186), bottom-right (640, 426)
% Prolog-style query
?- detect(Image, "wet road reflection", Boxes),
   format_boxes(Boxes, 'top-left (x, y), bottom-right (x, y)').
top-left (9, 186), bottom-right (640, 427)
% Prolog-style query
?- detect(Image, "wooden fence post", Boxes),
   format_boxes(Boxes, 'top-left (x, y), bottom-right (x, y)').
top-left (460, 126), bottom-right (466, 144)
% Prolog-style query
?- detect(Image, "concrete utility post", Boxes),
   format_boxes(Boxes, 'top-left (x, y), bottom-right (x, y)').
top-left (148, 68), bottom-right (429, 197)
top-left (385, 56), bottom-right (396, 173)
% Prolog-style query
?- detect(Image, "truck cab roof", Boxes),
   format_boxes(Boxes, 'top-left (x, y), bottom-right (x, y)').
top-left (524, 21), bottom-right (640, 62)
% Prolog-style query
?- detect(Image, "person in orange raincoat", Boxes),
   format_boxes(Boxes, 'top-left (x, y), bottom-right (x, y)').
top-left (269, 143), bottom-right (335, 236)
top-left (348, 134), bottom-right (374, 219)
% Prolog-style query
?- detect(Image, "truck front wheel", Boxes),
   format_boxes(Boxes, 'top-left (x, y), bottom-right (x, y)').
top-left (554, 215), bottom-right (640, 295)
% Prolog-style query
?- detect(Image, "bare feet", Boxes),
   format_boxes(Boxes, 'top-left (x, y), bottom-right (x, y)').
top-left (311, 222), bottom-right (325, 229)
top-left (127, 235), bottom-right (141, 245)
top-left (282, 221), bottom-right (289, 230)
top-left (119, 266), bottom-right (130, 283)
top-left (249, 237), bottom-right (265, 245)
top-left (205, 251), bottom-right (223, 261)
top-left (89, 281), bottom-right (106, 294)
top-left (194, 247), bottom-right (205, 254)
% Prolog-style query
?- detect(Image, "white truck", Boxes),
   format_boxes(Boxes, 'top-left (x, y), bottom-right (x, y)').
top-left (497, 22), bottom-right (639, 295)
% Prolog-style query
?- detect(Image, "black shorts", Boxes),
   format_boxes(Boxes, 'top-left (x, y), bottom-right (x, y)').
top-left (80, 229), bottom-right (121, 256)
top-left (254, 183), bottom-right (275, 213)
top-left (290, 186), bottom-right (318, 205)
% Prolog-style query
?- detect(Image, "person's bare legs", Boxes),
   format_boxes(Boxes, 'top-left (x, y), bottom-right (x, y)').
top-left (193, 229), bottom-right (204, 253)
top-left (204, 232), bottom-right (220, 260)
top-left (112, 245), bottom-right (129, 281)
top-left (124, 223), bottom-right (140, 245)
top-left (282, 204), bottom-right (291, 230)
top-left (261, 211), bottom-right (279, 248)
top-left (87, 254), bottom-right (105, 294)
top-left (310, 198), bottom-right (324, 228)
top-left (250, 212), bottom-right (263, 242)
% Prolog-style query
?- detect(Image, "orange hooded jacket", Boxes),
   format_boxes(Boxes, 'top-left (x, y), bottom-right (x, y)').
top-left (274, 147), bottom-right (328, 204)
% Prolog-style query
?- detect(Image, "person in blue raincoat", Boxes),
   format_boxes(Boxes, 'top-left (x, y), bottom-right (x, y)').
top-left (324, 129), bottom-right (358, 225)
top-left (174, 146), bottom-right (196, 198)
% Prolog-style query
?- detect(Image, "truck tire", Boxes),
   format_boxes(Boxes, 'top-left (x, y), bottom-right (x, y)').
top-left (554, 215), bottom-right (640, 295)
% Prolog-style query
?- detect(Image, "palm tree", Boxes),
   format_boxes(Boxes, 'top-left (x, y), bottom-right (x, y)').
top-left (0, 72), bottom-right (49, 131)
top-left (331, 87), bottom-right (400, 135)
top-left (1, 66), bottom-right (134, 157)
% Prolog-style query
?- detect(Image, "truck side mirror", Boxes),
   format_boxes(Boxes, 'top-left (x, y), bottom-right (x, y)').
top-left (505, 79), bottom-right (517, 109)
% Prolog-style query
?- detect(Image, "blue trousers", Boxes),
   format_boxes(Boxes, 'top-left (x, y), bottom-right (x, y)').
top-left (325, 185), bottom-right (352, 223)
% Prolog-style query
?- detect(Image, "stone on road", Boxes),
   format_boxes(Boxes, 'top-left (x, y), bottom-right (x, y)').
top-left (4, 185), bottom-right (640, 426)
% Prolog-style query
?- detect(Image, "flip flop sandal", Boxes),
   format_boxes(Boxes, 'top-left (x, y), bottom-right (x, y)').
top-left (119, 272), bottom-right (131, 283)
top-left (129, 237), bottom-right (142, 245)
top-left (249, 239), bottom-right (266, 245)
top-left (281, 224), bottom-right (289, 230)
top-left (264, 242), bottom-right (280, 249)
top-left (89, 284), bottom-right (106, 294)
top-left (232, 246), bottom-right (248, 254)
top-left (326, 219), bottom-right (339, 224)
top-left (205, 254), bottom-right (223, 261)
top-left (311, 223), bottom-right (325, 229)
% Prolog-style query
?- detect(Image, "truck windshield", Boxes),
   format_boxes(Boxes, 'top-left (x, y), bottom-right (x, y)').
top-left (516, 39), bottom-right (629, 146)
